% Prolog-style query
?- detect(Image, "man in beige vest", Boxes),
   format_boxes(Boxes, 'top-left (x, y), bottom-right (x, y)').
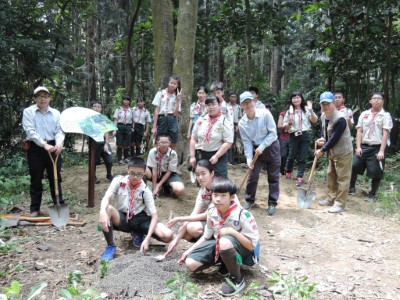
top-left (315, 92), bottom-right (353, 213)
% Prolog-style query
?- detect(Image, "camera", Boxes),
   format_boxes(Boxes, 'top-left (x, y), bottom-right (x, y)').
top-left (294, 131), bottom-right (302, 137)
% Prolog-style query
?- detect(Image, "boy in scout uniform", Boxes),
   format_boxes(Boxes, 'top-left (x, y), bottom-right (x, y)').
top-left (131, 97), bottom-right (151, 156)
top-left (348, 92), bottom-right (393, 201)
top-left (179, 177), bottom-right (260, 297)
top-left (113, 95), bottom-right (134, 164)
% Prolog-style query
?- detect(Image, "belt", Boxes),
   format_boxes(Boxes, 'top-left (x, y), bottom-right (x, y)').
top-left (362, 143), bottom-right (380, 147)
top-left (117, 123), bottom-right (132, 126)
top-left (160, 114), bottom-right (175, 117)
top-left (134, 122), bottom-right (144, 126)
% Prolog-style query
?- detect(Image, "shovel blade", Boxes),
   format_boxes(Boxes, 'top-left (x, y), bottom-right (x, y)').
top-left (297, 188), bottom-right (316, 209)
top-left (48, 204), bottom-right (69, 228)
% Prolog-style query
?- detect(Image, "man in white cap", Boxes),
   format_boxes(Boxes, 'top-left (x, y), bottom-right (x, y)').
top-left (22, 86), bottom-right (65, 217)
top-left (315, 91), bottom-right (353, 213)
top-left (238, 91), bottom-right (280, 216)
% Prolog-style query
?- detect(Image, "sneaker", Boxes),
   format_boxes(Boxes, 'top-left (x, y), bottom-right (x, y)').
top-left (220, 276), bottom-right (245, 296)
top-left (285, 172), bottom-right (292, 180)
top-left (348, 187), bottom-right (356, 195)
top-left (364, 193), bottom-right (378, 202)
top-left (101, 245), bottom-right (117, 261)
top-left (267, 205), bottom-right (277, 216)
top-left (243, 201), bottom-right (255, 210)
top-left (29, 211), bottom-right (39, 217)
top-left (106, 175), bottom-right (113, 182)
top-left (328, 205), bottom-right (344, 213)
top-left (319, 199), bottom-right (332, 206)
top-left (217, 263), bottom-right (229, 277)
top-left (229, 161), bottom-right (237, 166)
top-left (94, 176), bottom-right (100, 184)
top-left (131, 232), bottom-right (144, 248)
top-left (118, 160), bottom-right (125, 165)
top-left (124, 158), bottom-right (130, 163)
top-left (296, 177), bottom-right (303, 187)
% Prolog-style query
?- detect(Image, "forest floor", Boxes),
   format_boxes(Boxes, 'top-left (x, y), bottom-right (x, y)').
top-left (1, 160), bottom-right (400, 299)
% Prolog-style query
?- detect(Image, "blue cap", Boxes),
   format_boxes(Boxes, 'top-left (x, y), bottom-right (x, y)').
top-left (320, 91), bottom-right (334, 103)
top-left (240, 91), bottom-right (254, 104)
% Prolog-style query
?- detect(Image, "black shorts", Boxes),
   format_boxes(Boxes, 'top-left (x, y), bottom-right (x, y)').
top-left (352, 145), bottom-right (385, 179)
top-left (115, 210), bottom-right (159, 239)
top-left (131, 123), bottom-right (145, 145)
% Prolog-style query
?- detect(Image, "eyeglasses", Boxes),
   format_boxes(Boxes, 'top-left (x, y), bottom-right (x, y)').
top-left (371, 97), bottom-right (383, 101)
top-left (128, 172), bottom-right (144, 177)
top-left (36, 95), bottom-right (50, 100)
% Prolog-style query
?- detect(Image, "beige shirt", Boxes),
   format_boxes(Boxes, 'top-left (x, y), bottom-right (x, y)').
top-left (203, 205), bottom-right (259, 248)
top-left (356, 109), bottom-right (393, 145)
top-left (226, 103), bottom-right (241, 123)
top-left (104, 176), bottom-right (156, 216)
top-left (283, 108), bottom-right (314, 133)
top-left (337, 106), bottom-right (354, 125)
top-left (132, 107), bottom-right (151, 125)
top-left (194, 187), bottom-right (239, 211)
top-left (192, 114), bottom-right (234, 152)
top-left (152, 89), bottom-right (181, 114)
top-left (146, 147), bottom-right (178, 173)
top-left (113, 107), bottom-right (134, 124)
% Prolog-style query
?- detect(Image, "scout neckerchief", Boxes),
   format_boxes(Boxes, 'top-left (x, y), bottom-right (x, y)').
top-left (161, 89), bottom-right (174, 114)
top-left (295, 109), bottom-right (302, 131)
top-left (196, 100), bottom-right (205, 115)
top-left (127, 180), bottom-right (142, 221)
top-left (121, 105), bottom-right (130, 124)
top-left (201, 186), bottom-right (212, 203)
top-left (156, 147), bottom-right (169, 179)
top-left (214, 200), bottom-right (238, 262)
top-left (368, 108), bottom-right (382, 139)
top-left (135, 107), bottom-right (143, 124)
top-left (337, 104), bottom-right (346, 111)
top-left (205, 112), bottom-right (222, 143)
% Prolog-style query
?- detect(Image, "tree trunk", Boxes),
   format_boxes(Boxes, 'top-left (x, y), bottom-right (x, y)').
top-left (151, 0), bottom-right (175, 91)
top-left (244, 0), bottom-right (253, 85)
top-left (383, 9), bottom-right (393, 109)
top-left (173, 0), bottom-right (199, 164)
top-left (269, 0), bottom-right (282, 95)
top-left (87, 13), bottom-right (96, 102)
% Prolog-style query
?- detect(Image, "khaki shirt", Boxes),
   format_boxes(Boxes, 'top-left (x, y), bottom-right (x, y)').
top-left (226, 103), bottom-right (241, 123)
top-left (194, 187), bottom-right (239, 211)
top-left (132, 107), bottom-right (151, 125)
top-left (220, 100), bottom-right (233, 120)
top-left (113, 107), bottom-right (134, 124)
top-left (192, 114), bottom-right (234, 152)
top-left (146, 147), bottom-right (178, 173)
top-left (356, 109), bottom-right (393, 145)
top-left (104, 176), bottom-right (156, 216)
top-left (204, 205), bottom-right (259, 248)
top-left (337, 106), bottom-right (354, 125)
top-left (152, 89), bottom-right (181, 114)
top-left (283, 108), bottom-right (313, 133)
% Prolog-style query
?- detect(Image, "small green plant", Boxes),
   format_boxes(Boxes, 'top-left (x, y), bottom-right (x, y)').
top-left (242, 281), bottom-right (263, 300)
top-left (99, 260), bottom-right (108, 279)
top-left (0, 242), bottom-right (23, 255)
top-left (267, 271), bottom-right (318, 300)
top-left (59, 270), bottom-right (108, 300)
top-left (0, 280), bottom-right (47, 300)
top-left (161, 272), bottom-right (201, 300)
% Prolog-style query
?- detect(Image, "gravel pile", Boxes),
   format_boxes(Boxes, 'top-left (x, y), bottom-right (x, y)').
top-left (100, 250), bottom-right (186, 298)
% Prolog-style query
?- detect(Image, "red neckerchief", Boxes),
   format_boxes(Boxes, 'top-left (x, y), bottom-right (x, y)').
top-left (214, 201), bottom-right (238, 262)
top-left (156, 147), bottom-right (169, 179)
top-left (295, 109), bottom-right (302, 130)
top-left (201, 187), bottom-right (212, 203)
top-left (121, 105), bottom-right (130, 124)
top-left (337, 104), bottom-right (346, 111)
top-left (368, 108), bottom-right (382, 139)
top-left (135, 107), bottom-right (143, 123)
top-left (161, 89), bottom-right (174, 113)
top-left (205, 112), bottom-right (222, 143)
top-left (127, 180), bottom-right (142, 220)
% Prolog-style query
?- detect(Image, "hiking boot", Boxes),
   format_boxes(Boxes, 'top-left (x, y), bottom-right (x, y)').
top-left (348, 187), bottom-right (356, 195)
top-left (131, 232), bottom-right (144, 248)
top-left (285, 172), bottom-right (292, 180)
top-left (106, 175), bottom-right (113, 182)
top-left (364, 193), bottom-right (378, 202)
top-left (267, 205), bottom-right (277, 216)
top-left (118, 160), bottom-right (125, 165)
top-left (295, 177), bottom-right (303, 187)
top-left (319, 199), bottom-right (332, 206)
top-left (243, 201), bottom-right (255, 210)
top-left (101, 245), bottom-right (117, 261)
top-left (217, 263), bottom-right (229, 277)
top-left (220, 276), bottom-right (245, 296)
top-left (328, 205), bottom-right (344, 213)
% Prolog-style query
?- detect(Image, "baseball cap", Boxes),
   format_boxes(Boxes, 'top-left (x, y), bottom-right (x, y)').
top-left (33, 86), bottom-right (50, 96)
top-left (240, 91), bottom-right (254, 104)
top-left (319, 91), bottom-right (334, 103)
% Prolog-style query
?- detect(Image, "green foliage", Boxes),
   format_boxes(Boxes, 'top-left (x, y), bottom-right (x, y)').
top-left (0, 280), bottom-right (47, 300)
top-left (60, 270), bottom-right (108, 300)
top-left (99, 261), bottom-right (108, 279)
top-left (267, 271), bottom-right (318, 300)
top-left (0, 241), bottom-right (23, 255)
top-left (161, 272), bottom-right (201, 300)
top-left (242, 281), bottom-right (263, 300)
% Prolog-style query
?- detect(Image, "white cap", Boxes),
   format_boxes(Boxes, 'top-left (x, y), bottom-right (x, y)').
top-left (33, 86), bottom-right (50, 96)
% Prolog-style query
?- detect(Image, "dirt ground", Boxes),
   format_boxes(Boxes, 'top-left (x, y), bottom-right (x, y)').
top-left (1, 160), bottom-right (400, 299)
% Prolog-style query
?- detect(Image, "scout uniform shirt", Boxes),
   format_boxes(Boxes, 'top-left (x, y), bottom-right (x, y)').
top-left (190, 101), bottom-right (206, 124)
top-left (203, 204), bottom-right (259, 248)
top-left (220, 98), bottom-right (234, 120)
top-left (194, 186), bottom-right (240, 211)
top-left (337, 105), bottom-right (354, 125)
top-left (226, 103), bottom-right (241, 124)
top-left (192, 114), bottom-right (234, 152)
top-left (147, 147), bottom-right (179, 176)
top-left (113, 106), bottom-right (134, 124)
top-left (357, 108), bottom-right (393, 145)
top-left (104, 176), bottom-right (156, 216)
top-left (132, 107), bottom-right (151, 125)
top-left (152, 89), bottom-right (181, 115)
top-left (283, 108), bottom-right (313, 133)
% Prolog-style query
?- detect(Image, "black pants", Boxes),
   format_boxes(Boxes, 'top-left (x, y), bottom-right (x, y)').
top-left (27, 142), bottom-right (63, 212)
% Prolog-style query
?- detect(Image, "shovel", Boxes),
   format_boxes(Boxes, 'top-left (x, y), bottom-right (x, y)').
top-left (48, 151), bottom-right (69, 227)
top-left (297, 153), bottom-right (318, 209)
top-left (238, 152), bottom-right (260, 192)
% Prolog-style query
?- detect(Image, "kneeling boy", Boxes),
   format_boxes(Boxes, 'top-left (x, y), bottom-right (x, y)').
top-left (99, 157), bottom-right (173, 261)
top-left (179, 177), bottom-right (259, 297)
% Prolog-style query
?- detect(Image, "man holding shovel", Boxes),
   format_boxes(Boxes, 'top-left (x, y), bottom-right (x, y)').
top-left (238, 91), bottom-right (280, 216)
top-left (22, 86), bottom-right (65, 217)
top-left (315, 92), bottom-right (353, 213)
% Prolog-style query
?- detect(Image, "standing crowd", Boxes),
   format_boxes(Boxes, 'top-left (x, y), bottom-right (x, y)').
top-left (22, 80), bottom-right (393, 296)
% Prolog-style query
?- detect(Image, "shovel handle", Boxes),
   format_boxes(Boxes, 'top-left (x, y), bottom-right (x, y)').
top-left (239, 152), bottom-right (260, 190)
top-left (48, 152), bottom-right (60, 205)
top-left (307, 153), bottom-right (318, 184)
